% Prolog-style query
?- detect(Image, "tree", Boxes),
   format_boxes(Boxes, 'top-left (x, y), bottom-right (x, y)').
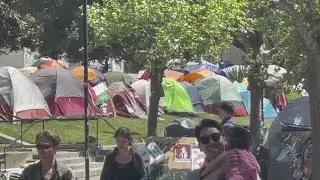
top-left (89, 0), bottom-right (249, 136)
top-left (5, 0), bottom-right (90, 60)
top-left (249, 0), bottom-right (320, 178)
top-left (0, 1), bottom-right (39, 53)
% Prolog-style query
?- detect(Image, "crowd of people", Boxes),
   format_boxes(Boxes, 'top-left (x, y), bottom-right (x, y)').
top-left (18, 101), bottom-right (261, 180)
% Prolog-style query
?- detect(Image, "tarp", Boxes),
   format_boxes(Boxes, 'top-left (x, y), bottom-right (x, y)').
top-left (105, 72), bottom-right (136, 86)
top-left (233, 81), bottom-right (277, 118)
top-left (183, 69), bottom-right (213, 85)
top-left (160, 118), bottom-right (197, 137)
top-left (0, 67), bottom-right (50, 121)
top-left (108, 82), bottom-right (147, 119)
top-left (31, 67), bottom-right (101, 117)
top-left (179, 82), bottom-right (204, 113)
top-left (162, 78), bottom-right (193, 112)
top-left (195, 75), bottom-right (246, 116)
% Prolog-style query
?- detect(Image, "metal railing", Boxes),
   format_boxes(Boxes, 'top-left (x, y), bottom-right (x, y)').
top-left (2, 120), bottom-right (39, 172)
top-left (0, 116), bottom-right (117, 172)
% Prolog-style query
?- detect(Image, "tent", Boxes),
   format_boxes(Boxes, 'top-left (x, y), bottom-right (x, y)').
top-left (131, 80), bottom-right (151, 108)
top-left (263, 96), bottom-right (310, 148)
top-left (30, 67), bottom-right (101, 117)
top-left (0, 67), bottom-right (50, 121)
top-left (185, 61), bottom-right (227, 77)
top-left (233, 81), bottom-right (277, 118)
top-left (138, 70), bottom-right (150, 81)
top-left (105, 72), bottom-right (136, 86)
top-left (261, 96), bottom-right (310, 180)
top-left (71, 66), bottom-right (106, 87)
top-left (164, 70), bottom-right (184, 81)
top-left (108, 82), bottom-right (148, 119)
top-left (19, 67), bottom-right (38, 77)
top-left (32, 57), bottom-right (65, 69)
top-left (195, 75), bottom-right (247, 116)
top-left (162, 78), bottom-right (193, 113)
top-left (160, 118), bottom-right (197, 137)
top-left (131, 80), bottom-right (165, 115)
top-left (183, 69), bottom-right (213, 85)
top-left (179, 82), bottom-right (204, 113)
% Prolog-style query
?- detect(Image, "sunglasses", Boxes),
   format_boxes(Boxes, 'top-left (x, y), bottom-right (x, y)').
top-left (199, 133), bottom-right (221, 144)
top-left (35, 144), bottom-right (51, 150)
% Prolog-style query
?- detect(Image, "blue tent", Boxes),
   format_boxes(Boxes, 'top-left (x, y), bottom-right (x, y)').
top-left (185, 60), bottom-right (227, 77)
top-left (233, 81), bottom-right (277, 119)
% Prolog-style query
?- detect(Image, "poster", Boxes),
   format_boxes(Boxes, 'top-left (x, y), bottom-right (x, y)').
top-left (147, 142), bottom-right (165, 165)
top-left (191, 148), bottom-right (205, 170)
top-left (174, 144), bottom-right (191, 162)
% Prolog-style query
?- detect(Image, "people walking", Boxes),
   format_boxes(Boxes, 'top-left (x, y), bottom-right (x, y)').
top-left (100, 127), bottom-right (147, 180)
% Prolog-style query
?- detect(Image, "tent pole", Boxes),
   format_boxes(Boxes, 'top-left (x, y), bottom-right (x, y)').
top-left (83, 0), bottom-right (90, 179)
top-left (21, 122), bottom-right (23, 148)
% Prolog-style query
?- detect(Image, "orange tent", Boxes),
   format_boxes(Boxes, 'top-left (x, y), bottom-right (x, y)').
top-left (40, 60), bottom-right (64, 68)
top-left (71, 66), bottom-right (98, 81)
top-left (183, 69), bottom-right (213, 84)
top-left (164, 70), bottom-right (184, 81)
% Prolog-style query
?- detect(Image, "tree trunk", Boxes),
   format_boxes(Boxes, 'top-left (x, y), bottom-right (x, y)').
top-left (249, 78), bottom-right (263, 154)
top-left (247, 31), bottom-right (264, 154)
top-left (147, 68), bottom-right (164, 137)
top-left (305, 38), bottom-right (320, 180)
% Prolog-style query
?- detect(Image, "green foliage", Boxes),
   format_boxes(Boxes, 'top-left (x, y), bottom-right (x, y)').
top-left (225, 66), bottom-right (248, 83)
top-left (88, 0), bottom-right (249, 71)
top-left (0, 1), bottom-right (39, 53)
top-left (1, 0), bottom-right (87, 60)
top-left (286, 91), bottom-right (303, 103)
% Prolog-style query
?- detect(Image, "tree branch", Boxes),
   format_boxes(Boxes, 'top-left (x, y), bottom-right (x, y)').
top-left (273, 0), bottom-right (303, 22)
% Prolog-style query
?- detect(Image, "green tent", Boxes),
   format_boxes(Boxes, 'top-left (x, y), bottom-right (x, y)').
top-left (162, 78), bottom-right (193, 112)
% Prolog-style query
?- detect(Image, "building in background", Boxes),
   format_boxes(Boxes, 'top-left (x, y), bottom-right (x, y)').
top-left (0, 48), bottom-right (38, 68)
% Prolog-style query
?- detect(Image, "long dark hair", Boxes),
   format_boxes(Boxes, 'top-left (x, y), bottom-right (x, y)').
top-left (114, 127), bottom-right (134, 146)
top-left (113, 127), bottom-right (143, 174)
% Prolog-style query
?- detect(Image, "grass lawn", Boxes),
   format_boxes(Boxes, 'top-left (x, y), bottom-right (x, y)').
top-left (0, 114), bottom-right (270, 145)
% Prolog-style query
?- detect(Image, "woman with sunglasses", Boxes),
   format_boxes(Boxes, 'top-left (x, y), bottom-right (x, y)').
top-left (100, 127), bottom-right (147, 180)
top-left (185, 119), bottom-right (226, 180)
top-left (20, 130), bottom-right (77, 180)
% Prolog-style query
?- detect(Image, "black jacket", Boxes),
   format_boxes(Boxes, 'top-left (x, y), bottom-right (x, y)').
top-left (100, 148), bottom-right (147, 180)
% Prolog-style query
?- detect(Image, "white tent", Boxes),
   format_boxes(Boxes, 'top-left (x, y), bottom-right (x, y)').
top-left (0, 66), bottom-right (50, 121)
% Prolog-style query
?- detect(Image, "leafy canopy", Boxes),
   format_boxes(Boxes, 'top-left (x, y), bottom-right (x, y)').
top-left (89, 0), bottom-right (248, 71)
top-left (0, 1), bottom-right (39, 53)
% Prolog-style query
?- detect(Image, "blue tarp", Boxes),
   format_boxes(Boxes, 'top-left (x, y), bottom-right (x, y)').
top-left (233, 81), bottom-right (277, 119)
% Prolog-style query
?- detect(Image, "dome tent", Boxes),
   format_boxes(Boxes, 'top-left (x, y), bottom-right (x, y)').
top-left (0, 66), bottom-right (50, 121)
top-left (160, 118), bottom-right (197, 137)
top-left (195, 74), bottom-right (247, 116)
top-left (162, 78), bottom-right (193, 113)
